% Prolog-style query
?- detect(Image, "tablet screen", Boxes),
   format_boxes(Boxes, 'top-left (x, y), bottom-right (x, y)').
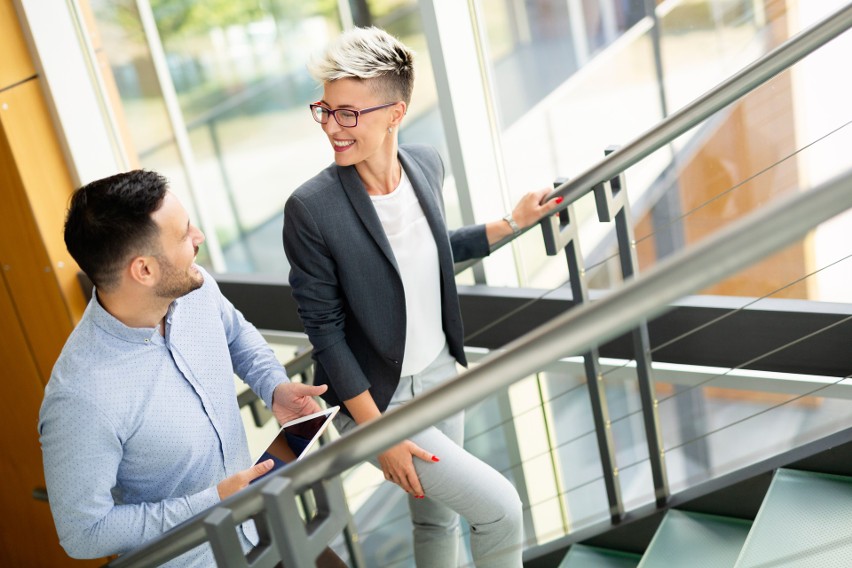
top-left (251, 405), bottom-right (339, 483)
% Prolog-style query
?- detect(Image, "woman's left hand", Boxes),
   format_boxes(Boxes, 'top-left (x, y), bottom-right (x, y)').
top-left (511, 188), bottom-right (563, 229)
top-left (378, 439), bottom-right (438, 499)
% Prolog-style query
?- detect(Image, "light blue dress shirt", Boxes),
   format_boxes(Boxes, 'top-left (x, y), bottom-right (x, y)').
top-left (39, 267), bottom-right (286, 565)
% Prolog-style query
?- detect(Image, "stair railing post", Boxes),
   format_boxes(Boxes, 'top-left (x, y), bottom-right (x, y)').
top-left (202, 507), bottom-right (254, 567)
top-left (540, 179), bottom-right (624, 523)
top-left (261, 475), bottom-right (355, 568)
top-left (594, 146), bottom-right (669, 506)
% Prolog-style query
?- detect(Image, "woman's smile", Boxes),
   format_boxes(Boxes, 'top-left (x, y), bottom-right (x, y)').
top-left (332, 138), bottom-right (355, 152)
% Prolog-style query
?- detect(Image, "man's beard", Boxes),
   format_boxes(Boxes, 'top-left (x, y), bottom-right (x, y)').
top-left (154, 256), bottom-right (203, 299)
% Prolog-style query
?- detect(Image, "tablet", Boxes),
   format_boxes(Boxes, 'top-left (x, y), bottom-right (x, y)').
top-left (251, 405), bottom-right (339, 483)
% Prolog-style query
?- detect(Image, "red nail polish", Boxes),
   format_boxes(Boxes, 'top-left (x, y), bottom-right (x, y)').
top-left (431, 456), bottom-right (440, 462)
top-left (556, 197), bottom-right (564, 204)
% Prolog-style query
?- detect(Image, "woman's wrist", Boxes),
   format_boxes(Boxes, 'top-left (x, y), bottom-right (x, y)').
top-left (502, 213), bottom-right (521, 236)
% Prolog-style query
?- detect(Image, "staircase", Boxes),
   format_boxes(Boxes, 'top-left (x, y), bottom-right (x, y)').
top-left (555, 451), bottom-right (852, 567)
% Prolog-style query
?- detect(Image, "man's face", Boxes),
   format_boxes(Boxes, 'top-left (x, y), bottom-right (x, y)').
top-left (150, 192), bottom-right (206, 299)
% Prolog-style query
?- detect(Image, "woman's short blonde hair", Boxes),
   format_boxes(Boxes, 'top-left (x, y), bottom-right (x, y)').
top-left (307, 26), bottom-right (415, 105)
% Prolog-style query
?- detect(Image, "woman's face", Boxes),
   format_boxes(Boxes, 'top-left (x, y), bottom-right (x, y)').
top-left (318, 78), bottom-right (403, 168)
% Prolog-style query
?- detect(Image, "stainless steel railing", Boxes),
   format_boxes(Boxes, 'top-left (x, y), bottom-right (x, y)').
top-left (108, 167), bottom-right (852, 568)
top-left (108, 4), bottom-right (852, 566)
top-left (456, 1), bottom-right (852, 268)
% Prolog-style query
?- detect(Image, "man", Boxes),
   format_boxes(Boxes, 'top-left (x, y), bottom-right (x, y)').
top-left (39, 170), bottom-right (327, 566)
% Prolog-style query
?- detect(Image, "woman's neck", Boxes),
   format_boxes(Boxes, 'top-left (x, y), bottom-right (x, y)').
top-left (355, 143), bottom-right (401, 196)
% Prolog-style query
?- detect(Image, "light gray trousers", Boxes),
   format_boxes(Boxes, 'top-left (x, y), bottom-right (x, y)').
top-left (334, 344), bottom-right (523, 567)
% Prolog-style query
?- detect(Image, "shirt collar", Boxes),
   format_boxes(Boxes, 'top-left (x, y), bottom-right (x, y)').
top-left (90, 291), bottom-right (177, 345)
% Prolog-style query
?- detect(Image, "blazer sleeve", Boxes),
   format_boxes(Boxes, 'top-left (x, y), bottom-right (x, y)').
top-left (283, 194), bottom-right (372, 401)
top-left (448, 225), bottom-right (489, 262)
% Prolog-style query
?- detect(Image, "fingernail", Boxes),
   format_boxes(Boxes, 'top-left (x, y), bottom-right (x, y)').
top-left (556, 197), bottom-right (564, 204)
top-left (416, 495), bottom-right (424, 499)
top-left (431, 456), bottom-right (440, 462)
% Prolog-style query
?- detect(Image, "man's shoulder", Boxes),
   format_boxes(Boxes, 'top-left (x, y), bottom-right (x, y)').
top-left (45, 314), bottom-right (119, 404)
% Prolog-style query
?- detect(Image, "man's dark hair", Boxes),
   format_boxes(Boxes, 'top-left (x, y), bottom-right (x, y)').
top-left (64, 170), bottom-right (168, 291)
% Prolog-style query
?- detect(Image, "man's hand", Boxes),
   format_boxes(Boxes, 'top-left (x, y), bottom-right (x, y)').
top-left (217, 460), bottom-right (274, 500)
top-left (378, 439), bottom-right (439, 499)
top-left (271, 382), bottom-right (328, 424)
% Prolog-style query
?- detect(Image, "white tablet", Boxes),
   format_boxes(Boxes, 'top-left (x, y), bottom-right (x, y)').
top-left (251, 405), bottom-right (339, 483)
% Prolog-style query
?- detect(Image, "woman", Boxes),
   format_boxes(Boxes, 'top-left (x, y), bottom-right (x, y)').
top-left (283, 27), bottom-right (560, 567)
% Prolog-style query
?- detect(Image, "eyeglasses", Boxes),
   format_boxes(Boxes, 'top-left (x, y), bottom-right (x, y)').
top-left (309, 101), bottom-right (399, 128)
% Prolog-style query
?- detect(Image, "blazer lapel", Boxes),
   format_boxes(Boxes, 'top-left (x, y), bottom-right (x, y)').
top-left (399, 148), bottom-right (455, 274)
top-left (336, 164), bottom-right (399, 273)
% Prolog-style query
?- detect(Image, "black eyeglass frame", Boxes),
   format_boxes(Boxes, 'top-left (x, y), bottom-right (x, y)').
top-left (309, 101), bottom-right (399, 127)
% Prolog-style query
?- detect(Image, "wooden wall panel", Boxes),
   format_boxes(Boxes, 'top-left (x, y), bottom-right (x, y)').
top-left (0, 274), bottom-right (97, 566)
top-left (0, 0), bottom-right (35, 86)
top-left (0, 81), bottom-right (87, 381)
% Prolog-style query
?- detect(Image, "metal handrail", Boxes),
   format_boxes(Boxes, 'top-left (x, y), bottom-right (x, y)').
top-left (109, 166), bottom-right (852, 566)
top-left (107, 5), bottom-right (852, 565)
top-left (455, 2), bottom-right (852, 272)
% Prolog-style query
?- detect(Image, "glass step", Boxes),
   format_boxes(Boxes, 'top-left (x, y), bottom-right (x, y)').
top-left (637, 510), bottom-right (751, 568)
top-left (558, 544), bottom-right (641, 567)
top-left (734, 468), bottom-right (852, 567)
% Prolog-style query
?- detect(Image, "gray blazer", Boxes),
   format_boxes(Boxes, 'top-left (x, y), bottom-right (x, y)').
top-left (283, 144), bottom-right (490, 416)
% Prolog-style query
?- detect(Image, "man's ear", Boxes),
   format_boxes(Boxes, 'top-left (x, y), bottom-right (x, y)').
top-left (127, 255), bottom-right (158, 288)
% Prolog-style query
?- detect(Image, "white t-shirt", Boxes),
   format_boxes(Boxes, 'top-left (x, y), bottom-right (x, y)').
top-left (370, 168), bottom-right (445, 376)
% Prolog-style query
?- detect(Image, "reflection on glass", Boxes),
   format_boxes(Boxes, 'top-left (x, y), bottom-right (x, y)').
top-left (540, 368), bottom-right (609, 538)
top-left (631, 1), bottom-right (852, 302)
top-left (661, 385), bottom-right (852, 494)
top-left (659, 0), bottom-right (762, 117)
top-left (89, 1), bottom-right (346, 273)
top-left (88, 1), bottom-right (175, 164)
top-left (597, 350), bottom-right (852, 504)
top-left (634, 118), bottom-right (852, 304)
top-left (480, 0), bottom-right (646, 128)
top-left (492, 26), bottom-right (667, 290)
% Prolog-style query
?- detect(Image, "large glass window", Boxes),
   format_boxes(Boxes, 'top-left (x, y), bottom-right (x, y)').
top-left (480, 0), bottom-right (646, 128)
top-left (90, 0), bottom-right (346, 272)
top-left (87, 0), bottom-right (458, 275)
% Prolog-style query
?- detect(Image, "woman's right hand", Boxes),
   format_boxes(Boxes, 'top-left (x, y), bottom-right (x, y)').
top-left (378, 440), bottom-right (439, 498)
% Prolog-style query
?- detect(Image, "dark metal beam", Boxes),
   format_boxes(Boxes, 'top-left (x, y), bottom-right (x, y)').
top-left (214, 273), bottom-right (852, 378)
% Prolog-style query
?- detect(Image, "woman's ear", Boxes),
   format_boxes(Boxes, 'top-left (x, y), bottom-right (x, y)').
top-left (390, 101), bottom-right (408, 128)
